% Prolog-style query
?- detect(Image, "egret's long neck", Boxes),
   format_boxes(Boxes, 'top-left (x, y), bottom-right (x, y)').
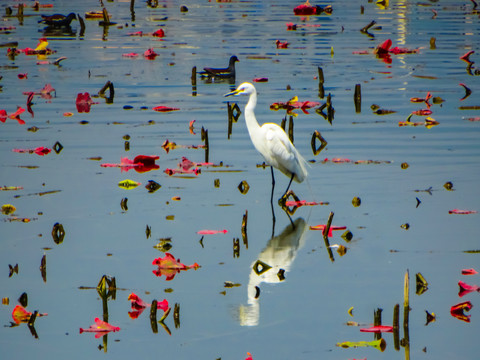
top-left (244, 90), bottom-right (260, 135)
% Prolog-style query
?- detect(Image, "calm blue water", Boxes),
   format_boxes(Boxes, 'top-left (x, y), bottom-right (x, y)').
top-left (1, 0), bottom-right (479, 359)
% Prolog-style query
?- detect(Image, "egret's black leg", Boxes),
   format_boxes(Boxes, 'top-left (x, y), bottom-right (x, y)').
top-left (282, 173), bottom-right (295, 198)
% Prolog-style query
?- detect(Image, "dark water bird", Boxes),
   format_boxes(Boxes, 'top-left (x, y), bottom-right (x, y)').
top-left (225, 82), bottom-right (308, 200)
top-left (39, 12), bottom-right (77, 27)
top-left (200, 55), bottom-right (239, 79)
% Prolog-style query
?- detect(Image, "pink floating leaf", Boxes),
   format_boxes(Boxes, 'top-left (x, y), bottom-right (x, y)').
top-left (76, 92), bottom-right (96, 113)
top-left (360, 325), bottom-right (394, 333)
top-left (101, 155), bottom-right (159, 173)
top-left (8, 106), bottom-right (26, 124)
top-left (0, 109), bottom-right (7, 123)
top-left (80, 317), bottom-right (120, 338)
top-left (284, 200), bottom-right (328, 207)
top-left (309, 224), bottom-right (347, 237)
top-left (152, 253), bottom-right (200, 281)
top-left (458, 281), bottom-right (480, 297)
top-left (275, 40), bottom-right (289, 49)
top-left (196, 229), bottom-right (228, 235)
top-left (460, 50), bottom-right (475, 63)
top-left (178, 156), bottom-right (213, 170)
top-left (449, 209), bottom-right (477, 214)
top-left (40, 84), bottom-right (55, 99)
top-left (462, 268), bottom-right (478, 275)
top-left (164, 167), bottom-right (200, 176)
top-left (411, 109), bottom-right (432, 116)
top-left (144, 48), bottom-right (158, 60)
top-left (128, 293), bottom-right (150, 309)
top-left (34, 146), bottom-right (51, 156)
top-left (12, 146), bottom-right (51, 155)
top-left (152, 29), bottom-right (165, 37)
top-left (157, 299), bottom-right (169, 312)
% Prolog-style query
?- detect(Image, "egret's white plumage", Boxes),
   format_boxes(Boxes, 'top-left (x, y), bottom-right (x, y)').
top-left (225, 82), bottom-right (308, 196)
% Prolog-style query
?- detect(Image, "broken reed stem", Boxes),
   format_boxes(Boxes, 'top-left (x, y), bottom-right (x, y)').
top-left (374, 308), bottom-right (382, 340)
top-left (203, 128), bottom-right (209, 163)
top-left (227, 103), bottom-right (233, 139)
top-left (354, 84), bottom-right (361, 113)
top-left (403, 270), bottom-right (409, 320)
top-left (323, 212), bottom-right (335, 262)
top-left (360, 20), bottom-right (376, 33)
top-left (241, 210), bottom-right (248, 248)
top-left (323, 211), bottom-right (334, 241)
top-left (98, 81), bottom-right (114, 99)
top-left (403, 270), bottom-right (410, 360)
top-left (150, 300), bottom-right (158, 333)
top-left (393, 304), bottom-right (400, 351)
top-left (318, 66), bottom-right (324, 83)
top-left (191, 66), bottom-right (197, 86)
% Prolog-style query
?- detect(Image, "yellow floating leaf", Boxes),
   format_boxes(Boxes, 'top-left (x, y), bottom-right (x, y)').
top-left (118, 179), bottom-right (141, 189)
top-left (1, 204), bottom-right (16, 215)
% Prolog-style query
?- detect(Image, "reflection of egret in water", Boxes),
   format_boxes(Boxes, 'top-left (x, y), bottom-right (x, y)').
top-left (236, 218), bottom-right (308, 327)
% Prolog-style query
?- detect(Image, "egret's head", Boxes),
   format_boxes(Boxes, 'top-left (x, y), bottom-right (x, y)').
top-left (224, 82), bottom-right (255, 97)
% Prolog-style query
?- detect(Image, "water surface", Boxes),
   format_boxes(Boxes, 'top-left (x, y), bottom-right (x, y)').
top-left (1, 0), bottom-right (479, 359)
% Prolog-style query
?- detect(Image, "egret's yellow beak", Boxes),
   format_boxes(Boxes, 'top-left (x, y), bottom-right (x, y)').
top-left (224, 88), bottom-right (242, 97)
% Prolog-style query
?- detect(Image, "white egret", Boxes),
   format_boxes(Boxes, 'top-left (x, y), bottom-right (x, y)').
top-left (225, 82), bottom-right (308, 200)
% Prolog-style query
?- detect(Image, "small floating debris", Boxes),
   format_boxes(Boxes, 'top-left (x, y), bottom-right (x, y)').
top-left (398, 114), bottom-right (439, 128)
top-left (275, 40), bottom-right (289, 49)
top-left (118, 179), bottom-right (141, 189)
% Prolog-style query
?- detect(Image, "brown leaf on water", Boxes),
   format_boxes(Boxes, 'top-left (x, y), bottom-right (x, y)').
top-left (412, 75), bottom-right (438, 80)
top-left (224, 281), bottom-right (241, 288)
top-left (40, 254), bottom-right (46, 283)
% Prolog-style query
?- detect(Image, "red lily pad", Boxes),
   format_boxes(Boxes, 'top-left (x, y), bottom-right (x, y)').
top-left (153, 105), bottom-right (180, 112)
top-left (450, 301), bottom-right (473, 322)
